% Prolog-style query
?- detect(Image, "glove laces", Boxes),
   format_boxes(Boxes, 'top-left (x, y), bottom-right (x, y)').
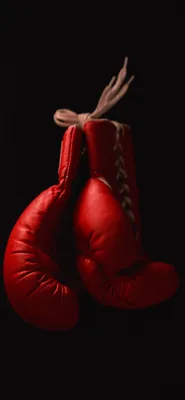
top-left (54, 57), bottom-right (138, 239)
top-left (53, 57), bottom-right (134, 130)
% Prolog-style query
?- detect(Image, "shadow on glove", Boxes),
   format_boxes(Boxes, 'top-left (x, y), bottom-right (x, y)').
top-left (3, 125), bottom-right (88, 331)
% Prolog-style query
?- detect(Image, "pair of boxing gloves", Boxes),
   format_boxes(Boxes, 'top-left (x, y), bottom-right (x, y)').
top-left (3, 59), bottom-right (180, 331)
top-left (3, 119), bottom-right (179, 331)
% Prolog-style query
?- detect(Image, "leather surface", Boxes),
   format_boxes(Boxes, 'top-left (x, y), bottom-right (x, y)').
top-left (74, 120), bottom-right (180, 308)
top-left (3, 125), bottom-right (83, 331)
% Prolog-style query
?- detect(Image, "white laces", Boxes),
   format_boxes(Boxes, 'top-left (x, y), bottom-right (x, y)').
top-left (53, 57), bottom-right (138, 239)
top-left (53, 57), bottom-right (134, 130)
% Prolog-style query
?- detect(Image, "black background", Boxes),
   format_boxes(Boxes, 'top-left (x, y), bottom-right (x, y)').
top-left (0, 3), bottom-right (184, 384)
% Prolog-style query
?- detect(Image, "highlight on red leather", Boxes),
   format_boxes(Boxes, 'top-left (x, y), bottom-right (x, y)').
top-left (74, 120), bottom-right (180, 309)
top-left (3, 126), bottom-right (83, 331)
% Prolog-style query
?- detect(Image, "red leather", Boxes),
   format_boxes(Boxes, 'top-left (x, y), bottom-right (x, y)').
top-left (75, 179), bottom-right (140, 276)
top-left (4, 126), bottom-right (83, 330)
top-left (74, 120), bottom-right (180, 309)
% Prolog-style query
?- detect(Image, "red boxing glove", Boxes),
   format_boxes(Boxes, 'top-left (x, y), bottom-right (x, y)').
top-left (4, 125), bottom-right (83, 331)
top-left (74, 120), bottom-right (180, 308)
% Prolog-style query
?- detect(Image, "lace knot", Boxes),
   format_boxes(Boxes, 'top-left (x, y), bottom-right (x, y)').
top-left (54, 57), bottom-right (134, 130)
top-left (78, 113), bottom-right (91, 128)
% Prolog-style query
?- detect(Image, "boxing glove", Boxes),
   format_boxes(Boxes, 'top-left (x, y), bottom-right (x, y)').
top-left (74, 120), bottom-right (180, 308)
top-left (3, 125), bottom-right (84, 330)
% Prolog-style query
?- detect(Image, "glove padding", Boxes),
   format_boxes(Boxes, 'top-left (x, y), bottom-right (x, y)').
top-left (74, 120), bottom-right (180, 308)
top-left (4, 125), bottom-right (83, 330)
